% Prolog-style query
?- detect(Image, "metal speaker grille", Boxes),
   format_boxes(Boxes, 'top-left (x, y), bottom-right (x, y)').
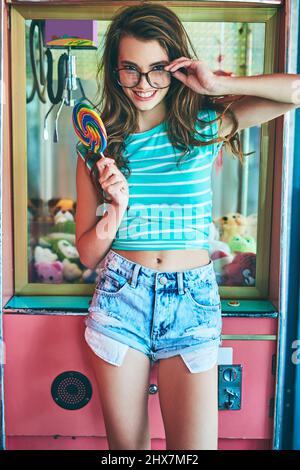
top-left (51, 371), bottom-right (92, 410)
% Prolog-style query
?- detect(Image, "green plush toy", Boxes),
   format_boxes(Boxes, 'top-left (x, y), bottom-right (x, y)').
top-left (49, 238), bottom-right (81, 266)
top-left (50, 237), bottom-right (87, 281)
top-left (228, 234), bottom-right (256, 253)
top-left (38, 220), bottom-right (76, 249)
top-left (49, 219), bottom-right (75, 235)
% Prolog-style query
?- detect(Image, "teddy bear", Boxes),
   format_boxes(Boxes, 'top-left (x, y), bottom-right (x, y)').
top-left (214, 212), bottom-right (247, 243)
top-left (31, 197), bottom-right (101, 283)
top-left (33, 245), bottom-right (63, 283)
top-left (47, 198), bottom-right (77, 225)
top-left (34, 260), bottom-right (64, 283)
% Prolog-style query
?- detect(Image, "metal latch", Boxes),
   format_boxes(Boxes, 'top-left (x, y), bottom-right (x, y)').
top-left (218, 365), bottom-right (242, 410)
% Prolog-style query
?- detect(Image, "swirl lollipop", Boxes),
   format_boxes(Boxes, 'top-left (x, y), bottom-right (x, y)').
top-left (72, 101), bottom-right (107, 170)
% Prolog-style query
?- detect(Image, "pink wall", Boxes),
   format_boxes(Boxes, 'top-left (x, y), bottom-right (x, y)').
top-left (3, 314), bottom-right (276, 449)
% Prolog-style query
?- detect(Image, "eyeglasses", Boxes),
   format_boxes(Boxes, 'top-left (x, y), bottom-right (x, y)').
top-left (113, 66), bottom-right (173, 89)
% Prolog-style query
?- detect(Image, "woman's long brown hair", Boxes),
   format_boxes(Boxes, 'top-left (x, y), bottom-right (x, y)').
top-left (85, 2), bottom-right (252, 200)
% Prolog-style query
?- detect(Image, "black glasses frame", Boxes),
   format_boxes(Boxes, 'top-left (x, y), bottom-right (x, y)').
top-left (113, 68), bottom-right (173, 89)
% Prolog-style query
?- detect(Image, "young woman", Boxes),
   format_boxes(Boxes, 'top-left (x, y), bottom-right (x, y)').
top-left (75, 3), bottom-right (299, 451)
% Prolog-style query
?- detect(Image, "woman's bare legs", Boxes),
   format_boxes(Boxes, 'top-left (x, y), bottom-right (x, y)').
top-left (157, 356), bottom-right (218, 450)
top-left (85, 342), bottom-right (152, 450)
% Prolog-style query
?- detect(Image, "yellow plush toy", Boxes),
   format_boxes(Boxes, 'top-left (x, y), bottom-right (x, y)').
top-left (215, 212), bottom-right (247, 243)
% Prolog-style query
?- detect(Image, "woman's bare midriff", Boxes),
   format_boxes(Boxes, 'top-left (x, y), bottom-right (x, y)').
top-left (111, 248), bottom-right (210, 272)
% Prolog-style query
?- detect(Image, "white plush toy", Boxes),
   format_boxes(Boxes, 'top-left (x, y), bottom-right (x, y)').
top-left (34, 245), bottom-right (58, 264)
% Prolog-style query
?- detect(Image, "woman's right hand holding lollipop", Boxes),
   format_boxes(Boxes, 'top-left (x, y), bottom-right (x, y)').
top-left (72, 102), bottom-right (129, 209)
top-left (97, 156), bottom-right (129, 208)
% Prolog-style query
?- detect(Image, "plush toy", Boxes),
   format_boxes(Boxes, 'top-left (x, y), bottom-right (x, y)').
top-left (38, 220), bottom-right (76, 246)
top-left (62, 258), bottom-right (83, 281)
top-left (222, 252), bottom-right (256, 286)
top-left (49, 220), bottom-right (76, 242)
top-left (50, 238), bottom-right (81, 264)
top-left (211, 250), bottom-right (234, 283)
top-left (33, 240), bottom-right (85, 283)
top-left (228, 234), bottom-right (256, 254)
top-left (47, 198), bottom-right (77, 225)
top-left (28, 198), bottom-right (45, 223)
top-left (34, 260), bottom-right (64, 283)
top-left (208, 221), bottom-right (233, 282)
top-left (214, 212), bottom-right (247, 243)
top-left (34, 245), bottom-right (58, 264)
top-left (208, 220), bottom-right (229, 253)
top-left (30, 196), bottom-right (101, 283)
top-left (31, 196), bottom-right (102, 283)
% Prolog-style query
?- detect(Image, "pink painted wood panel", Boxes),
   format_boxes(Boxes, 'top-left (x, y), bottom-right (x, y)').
top-left (6, 436), bottom-right (271, 451)
top-left (219, 339), bottom-right (276, 439)
top-left (222, 317), bottom-right (277, 335)
top-left (4, 314), bottom-right (276, 445)
top-left (3, 313), bottom-right (165, 438)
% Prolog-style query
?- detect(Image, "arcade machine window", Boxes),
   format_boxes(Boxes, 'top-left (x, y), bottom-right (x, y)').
top-left (4, 4), bottom-right (279, 319)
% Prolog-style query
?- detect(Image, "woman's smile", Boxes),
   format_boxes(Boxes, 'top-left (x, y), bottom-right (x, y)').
top-left (132, 89), bottom-right (158, 101)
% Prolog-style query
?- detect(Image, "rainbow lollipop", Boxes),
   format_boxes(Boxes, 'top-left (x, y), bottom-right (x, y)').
top-left (72, 101), bottom-right (107, 169)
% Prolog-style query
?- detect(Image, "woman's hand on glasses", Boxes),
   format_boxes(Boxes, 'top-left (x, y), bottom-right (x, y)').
top-left (164, 57), bottom-right (219, 96)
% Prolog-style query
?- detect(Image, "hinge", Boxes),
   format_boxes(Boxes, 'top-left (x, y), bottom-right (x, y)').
top-left (271, 354), bottom-right (277, 376)
top-left (7, 6), bottom-right (11, 31)
top-left (269, 397), bottom-right (275, 418)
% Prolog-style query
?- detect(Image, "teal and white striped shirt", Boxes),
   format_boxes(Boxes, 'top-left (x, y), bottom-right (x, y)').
top-left (81, 108), bottom-right (223, 251)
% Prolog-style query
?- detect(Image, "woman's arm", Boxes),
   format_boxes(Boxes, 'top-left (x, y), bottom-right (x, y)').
top-left (217, 95), bottom-right (299, 138)
top-left (213, 73), bottom-right (300, 104)
top-left (75, 156), bottom-right (127, 270)
top-left (165, 57), bottom-right (300, 104)
top-left (164, 57), bottom-right (300, 137)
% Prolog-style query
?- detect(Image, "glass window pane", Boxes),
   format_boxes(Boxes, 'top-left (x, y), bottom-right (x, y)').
top-left (25, 19), bottom-right (265, 290)
top-left (184, 21), bottom-right (265, 288)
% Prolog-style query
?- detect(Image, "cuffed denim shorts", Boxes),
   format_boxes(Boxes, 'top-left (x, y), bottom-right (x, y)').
top-left (84, 249), bottom-right (222, 373)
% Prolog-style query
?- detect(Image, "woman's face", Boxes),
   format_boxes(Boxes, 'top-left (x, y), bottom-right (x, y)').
top-left (117, 35), bottom-right (171, 112)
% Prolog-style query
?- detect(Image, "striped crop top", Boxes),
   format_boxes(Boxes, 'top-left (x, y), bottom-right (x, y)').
top-left (81, 108), bottom-right (224, 251)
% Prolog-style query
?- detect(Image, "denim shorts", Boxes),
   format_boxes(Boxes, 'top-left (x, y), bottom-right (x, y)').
top-left (84, 249), bottom-right (222, 373)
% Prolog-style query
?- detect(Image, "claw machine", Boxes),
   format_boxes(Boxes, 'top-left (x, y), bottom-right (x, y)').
top-left (0, 0), bottom-right (298, 450)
